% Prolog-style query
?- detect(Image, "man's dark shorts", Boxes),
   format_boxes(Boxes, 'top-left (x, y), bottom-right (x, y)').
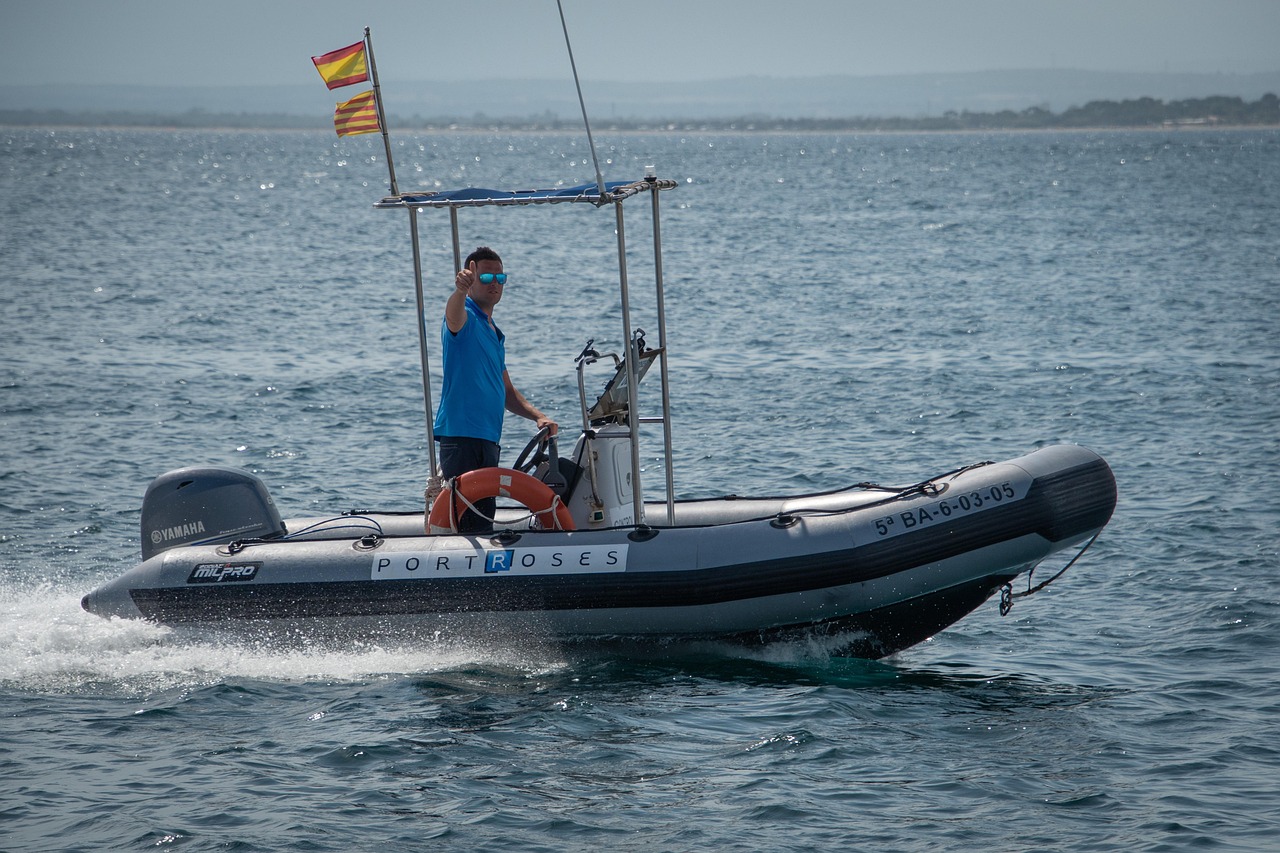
top-left (438, 436), bottom-right (501, 533)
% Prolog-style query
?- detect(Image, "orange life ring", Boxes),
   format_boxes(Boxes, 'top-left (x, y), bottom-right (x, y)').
top-left (428, 467), bottom-right (575, 534)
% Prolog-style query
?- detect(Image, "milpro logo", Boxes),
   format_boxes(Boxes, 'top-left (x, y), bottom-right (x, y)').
top-left (151, 520), bottom-right (207, 546)
top-left (187, 562), bottom-right (260, 584)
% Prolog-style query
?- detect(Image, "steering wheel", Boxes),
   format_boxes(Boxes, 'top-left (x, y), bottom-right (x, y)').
top-left (512, 424), bottom-right (569, 495)
top-left (513, 424), bottom-right (554, 473)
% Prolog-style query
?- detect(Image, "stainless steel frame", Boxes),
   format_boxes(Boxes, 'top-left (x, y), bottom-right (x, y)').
top-left (375, 177), bottom-right (678, 525)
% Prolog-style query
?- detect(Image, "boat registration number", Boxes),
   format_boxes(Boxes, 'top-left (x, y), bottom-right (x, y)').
top-left (371, 544), bottom-right (628, 580)
top-left (860, 475), bottom-right (1031, 544)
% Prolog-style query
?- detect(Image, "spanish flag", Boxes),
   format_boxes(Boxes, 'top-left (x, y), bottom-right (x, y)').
top-left (333, 90), bottom-right (381, 137)
top-left (311, 41), bottom-right (369, 90)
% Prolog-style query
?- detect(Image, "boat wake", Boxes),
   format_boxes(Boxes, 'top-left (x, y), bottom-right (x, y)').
top-left (0, 584), bottom-right (573, 697)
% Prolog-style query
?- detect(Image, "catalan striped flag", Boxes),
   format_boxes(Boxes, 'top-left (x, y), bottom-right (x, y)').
top-left (311, 41), bottom-right (369, 90)
top-left (333, 90), bottom-right (381, 137)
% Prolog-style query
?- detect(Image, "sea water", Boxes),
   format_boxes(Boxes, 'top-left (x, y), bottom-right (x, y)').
top-left (1, 127), bottom-right (1278, 851)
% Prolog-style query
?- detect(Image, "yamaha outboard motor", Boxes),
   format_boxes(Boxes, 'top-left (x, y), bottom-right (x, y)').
top-left (139, 466), bottom-right (286, 560)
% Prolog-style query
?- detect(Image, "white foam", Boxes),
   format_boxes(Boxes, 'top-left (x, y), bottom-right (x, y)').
top-left (0, 584), bottom-right (567, 696)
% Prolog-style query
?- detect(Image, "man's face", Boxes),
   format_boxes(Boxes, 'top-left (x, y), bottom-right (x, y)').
top-left (469, 259), bottom-right (504, 309)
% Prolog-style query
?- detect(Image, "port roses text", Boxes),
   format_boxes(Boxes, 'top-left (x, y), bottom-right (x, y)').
top-left (372, 545), bottom-right (628, 579)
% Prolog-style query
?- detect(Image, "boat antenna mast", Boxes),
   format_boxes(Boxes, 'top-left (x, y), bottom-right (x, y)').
top-left (557, 0), bottom-right (607, 198)
top-left (555, 1), bottom-right (676, 523)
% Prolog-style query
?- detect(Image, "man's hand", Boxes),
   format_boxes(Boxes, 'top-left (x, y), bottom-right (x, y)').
top-left (454, 265), bottom-right (474, 293)
top-left (446, 263), bottom-right (474, 333)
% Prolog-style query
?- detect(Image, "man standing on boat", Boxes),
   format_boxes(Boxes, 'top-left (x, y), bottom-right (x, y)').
top-left (435, 246), bottom-right (558, 532)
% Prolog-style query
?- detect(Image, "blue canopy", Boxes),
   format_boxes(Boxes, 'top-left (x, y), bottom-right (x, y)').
top-left (375, 178), bottom-right (675, 210)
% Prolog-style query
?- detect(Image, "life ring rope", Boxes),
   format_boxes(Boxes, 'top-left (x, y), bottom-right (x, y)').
top-left (427, 467), bottom-right (575, 534)
top-left (448, 484), bottom-right (567, 528)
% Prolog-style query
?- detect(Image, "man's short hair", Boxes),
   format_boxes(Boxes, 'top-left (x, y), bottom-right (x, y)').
top-left (466, 246), bottom-right (502, 267)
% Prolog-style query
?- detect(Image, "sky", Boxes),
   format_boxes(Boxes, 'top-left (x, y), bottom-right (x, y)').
top-left (1, 0), bottom-right (1277, 88)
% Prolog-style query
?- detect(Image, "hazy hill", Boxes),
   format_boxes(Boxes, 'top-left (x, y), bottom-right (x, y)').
top-left (4, 69), bottom-right (1279, 122)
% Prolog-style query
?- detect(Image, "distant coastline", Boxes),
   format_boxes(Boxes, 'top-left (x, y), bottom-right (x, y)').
top-left (2, 94), bottom-right (1276, 132)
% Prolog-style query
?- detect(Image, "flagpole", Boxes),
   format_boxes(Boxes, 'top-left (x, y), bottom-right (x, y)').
top-left (363, 26), bottom-right (398, 195)
top-left (362, 27), bottom-right (440, 500)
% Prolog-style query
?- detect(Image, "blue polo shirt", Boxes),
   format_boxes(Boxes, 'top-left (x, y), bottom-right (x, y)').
top-left (434, 297), bottom-right (507, 443)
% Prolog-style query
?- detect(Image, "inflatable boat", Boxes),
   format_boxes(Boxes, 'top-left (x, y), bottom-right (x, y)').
top-left (82, 439), bottom-right (1113, 658)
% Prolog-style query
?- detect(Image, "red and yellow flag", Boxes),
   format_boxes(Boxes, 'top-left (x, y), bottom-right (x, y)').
top-left (311, 41), bottom-right (369, 90)
top-left (333, 90), bottom-right (381, 137)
